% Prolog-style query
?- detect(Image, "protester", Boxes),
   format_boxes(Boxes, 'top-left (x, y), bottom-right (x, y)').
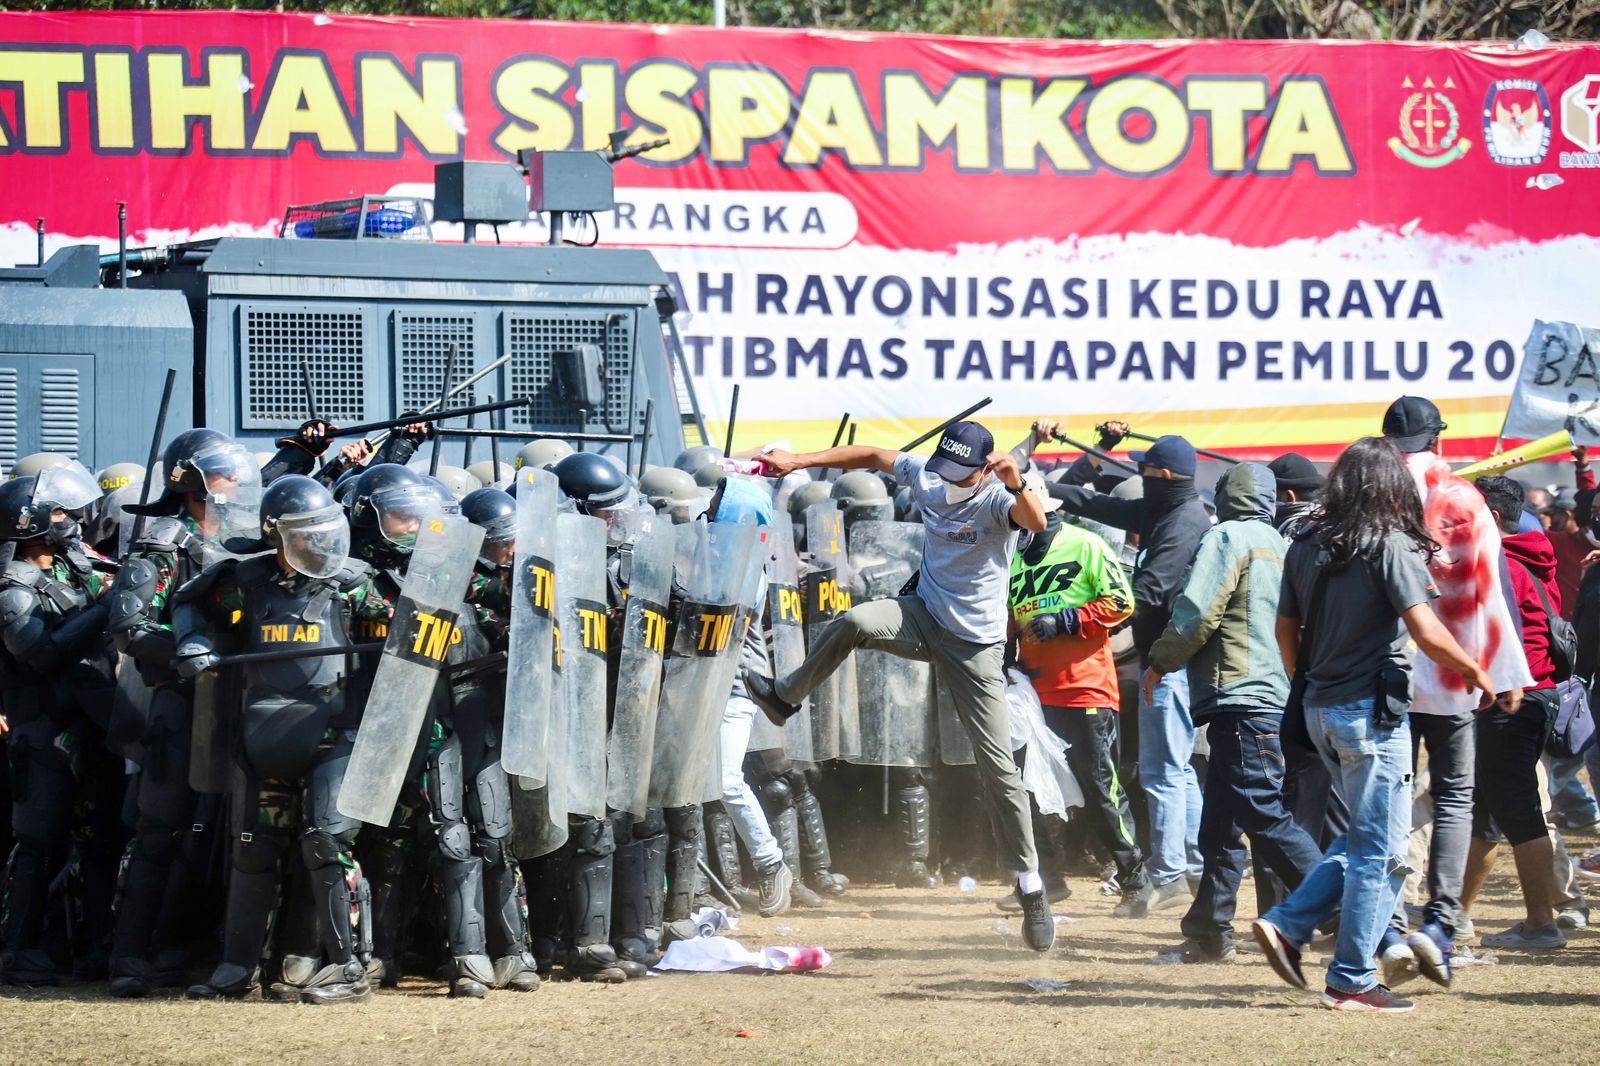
top-left (752, 421), bottom-right (1059, 952)
top-left (1380, 396), bottom-right (1532, 987)
top-left (1253, 437), bottom-right (1495, 1014)
top-left (1543, 447), bottom-right (1593, 620)
top-left (1008, 470), bottom-right (1150, 918)
top-left (1455, 476), bottom-right (1566, 951)
top-left (1049, 429), bottom-right (1211, 913)
top-left (1265, 453), bottom-right (1323, 540)
top-left (1142, 463), bottom-right (1321, 962)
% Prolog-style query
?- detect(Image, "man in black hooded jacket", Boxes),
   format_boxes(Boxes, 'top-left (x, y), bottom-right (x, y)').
top-left (1044, 425), bottom-right (1212, 912)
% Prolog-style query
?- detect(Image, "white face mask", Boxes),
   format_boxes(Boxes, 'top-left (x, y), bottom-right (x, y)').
top-left (944, 474), bottom-right (984, 505)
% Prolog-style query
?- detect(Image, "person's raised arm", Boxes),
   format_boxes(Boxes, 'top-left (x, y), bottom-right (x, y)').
top-left (988, 452), bottom-right (1046, 533)
top-left (761, 445), bottom-right (898, 478)
top-left (1401, 603), bottom-right (1497, 710)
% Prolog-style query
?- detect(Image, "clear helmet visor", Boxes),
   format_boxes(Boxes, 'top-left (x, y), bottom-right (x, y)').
top-left (371, 485), bottom-right (438, 549)
top-left (191, 442), bottom-right (263, 504)
top-left (33, 460), bottom-right (101, 514)
top-left (276, 507), bottom-right (351, 579)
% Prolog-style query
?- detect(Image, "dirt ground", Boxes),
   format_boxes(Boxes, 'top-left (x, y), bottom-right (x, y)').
top-left (3, 849), bottom-right (1598, 1066)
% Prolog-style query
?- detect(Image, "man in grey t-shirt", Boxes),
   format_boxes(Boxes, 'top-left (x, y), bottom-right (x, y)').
top-left (751, 421), bottom-right (1056, 951)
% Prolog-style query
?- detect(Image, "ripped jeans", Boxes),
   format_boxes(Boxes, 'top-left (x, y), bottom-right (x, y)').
top-left (1262, 699), bottom-right (1412, 994)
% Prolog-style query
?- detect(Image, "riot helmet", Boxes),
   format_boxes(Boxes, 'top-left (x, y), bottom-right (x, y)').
top-left (261, 475), bottom-right (350, 579)
top-left (673, 444), bottom-right (722, 474)
top-left (514, 439), bottom-right (573, 471)
top-left (432, 465), bottom-right (482, 500)
top-left (350, 463), bottom-right (436, 551)
top-left (420, 475), bottom-right (463, 516)
top-left (786, 479), bottom-right (834, 550)
top-left (0, 459), bottom-right (101, 546)
top-left (691, 461), bottom-right (727, 490)
top-left (95, 461), bottom-right (146, 495)
top-left (467, 460), bottom-right (514, 490)
top-left (555, 451), bottom-right (647, 543)
top-left (332, 466), bottom-right (364, 509)
top-left (461, 487), bottom-right (517, 568)
top-left (87, 481), bottom-right (145, 553)
top-left (831, 470), bottom-right (893, 527)
top-left (639, 465), bottom-right (708, 525)
top-left (10, 452), bottom-right (73, 480)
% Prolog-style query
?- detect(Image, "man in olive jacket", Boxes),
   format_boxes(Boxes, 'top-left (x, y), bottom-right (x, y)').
top-left (1141, 462), bottom-right (1322, 961)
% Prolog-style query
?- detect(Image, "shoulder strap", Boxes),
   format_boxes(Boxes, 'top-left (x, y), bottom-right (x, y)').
top-left (1294, 556), bottom-right (1334, 677)
top-left (1513, 557), bottom-right (1561, 632)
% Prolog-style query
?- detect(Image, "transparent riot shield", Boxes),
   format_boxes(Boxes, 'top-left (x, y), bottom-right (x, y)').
top-left (337, 514), bottom-right (485, 826)
top-left (501, 468), bottom-right (558, 783)
top-left (647, 521), bottom-right (757, 810)
top-left (702, 525), bottom-right (770, 803)
top-left (203, 484), bottom-right (265, 566)
top-left (557, 513), bottom-right (609, 820)
top-left (848, 520), bottom-right (935, 767)
top-left (512, 644), bottom-right (569, 858)
top-left (747, 520), bottom-right (813, 761)
top-left (803, 502), bottom-right (859, 761)
top-left (606, 516), bottom-right (674, 817)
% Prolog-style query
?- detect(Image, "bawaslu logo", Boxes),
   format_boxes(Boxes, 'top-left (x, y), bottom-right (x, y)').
top-left (1560, 75), bottom-right (1600, 167)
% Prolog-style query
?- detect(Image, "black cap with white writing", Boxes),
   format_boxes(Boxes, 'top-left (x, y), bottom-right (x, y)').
top-left (925, 421), bottom-right (993, 481)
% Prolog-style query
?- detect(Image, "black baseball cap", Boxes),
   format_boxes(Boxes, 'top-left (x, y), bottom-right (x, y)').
top-left (1383, 396), bottom-right (1446, 453)
top-left (1267, 453), bottom-right (1324, 493)
top-left (926, 421), bottom-right (993, 481)
top-left (1128, 435), bottom-right (1196, 479)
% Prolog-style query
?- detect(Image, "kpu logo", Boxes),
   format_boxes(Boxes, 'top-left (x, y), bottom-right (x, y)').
top-left (1483, 79), bottom-right (1552, 166)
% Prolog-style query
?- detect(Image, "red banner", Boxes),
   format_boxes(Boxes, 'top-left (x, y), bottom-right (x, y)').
top-left (3, 14), bottom-right (1598, 457)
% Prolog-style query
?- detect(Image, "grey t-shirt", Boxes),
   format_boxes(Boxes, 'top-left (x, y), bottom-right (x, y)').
top-left (893, 453), bottom-right (1020, 645)
top-left (1279, 531), bottom-right (1439, 707)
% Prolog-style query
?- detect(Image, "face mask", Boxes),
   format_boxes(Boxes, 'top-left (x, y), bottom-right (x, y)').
top-left (44, 517), bottom-right (79, 551)
top-left (944, 474), bottom-right (983, 505)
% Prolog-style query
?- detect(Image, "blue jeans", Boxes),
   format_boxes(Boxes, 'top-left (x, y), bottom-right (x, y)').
top-left (1263, 699), bottom-right (1412, 995)
top-left (1138, 669), bottom-right (1201, 887)
top-left (1547, 750), bottom-right (1600, 826)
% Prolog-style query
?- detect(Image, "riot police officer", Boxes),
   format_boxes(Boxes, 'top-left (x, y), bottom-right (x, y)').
top-left (178, 475), bottom-right (377, 1004)
top-left (0, 461), bottom-right (118, 985)
top-left (458, 486), bottom-right (542, 992)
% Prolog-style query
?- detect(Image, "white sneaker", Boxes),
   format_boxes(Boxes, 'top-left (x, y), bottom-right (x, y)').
top-left (1380, 937), bottom-right (1419, 988)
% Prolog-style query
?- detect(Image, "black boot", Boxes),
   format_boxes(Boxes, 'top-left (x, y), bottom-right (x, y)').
top-left (612, 825), bottom-right (656, 970)
top-left (703, 803), bottom-right (756, 912)
top-left (522, 853), bottom-right (564, 975)
top-left (771, 806), bottom-right (825, 908)
top-left (566, 818), bottom-right (627, 982)
top-left (893, 785), bottom-right (940, 889)
top-left (438, 853), bottom-right (493, 998)
top-left (186, 858), bottom-right (277, 1002)
top-left (2, 844), bottom-right (60, 986)
top-left (662, 805), bottom-right (702, 944)
top-left (794, 787), bottom-right (846, 897)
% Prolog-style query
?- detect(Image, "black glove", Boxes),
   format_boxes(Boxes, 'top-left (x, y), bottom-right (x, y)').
top-left (1095, 423), bottom-right (1127, 451)
top-left (1023, 609), bottom-right (1080, 644)
top-left (397, 413), bottom-right (435, 443)
top-left (279, 419), bottom-right (336, 456)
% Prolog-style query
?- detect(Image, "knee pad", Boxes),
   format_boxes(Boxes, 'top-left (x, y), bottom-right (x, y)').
top-left (439, 819), bottom-right (474, 863)
top-left (664, 804), bottom-right (701, 842)
top-left (476, 835), bottom-right (506, 868)
top-left (301, 828), bottom-right (348, 869)
top-left (571, 815), bottom-right (614, 859)
top-left (428, 733), bottom-right (466, 824)
top-left (757, 774), bottom-right (793, 813)
top-left (134, 825), bottom-right (183, 865)
top-left (779, 766), bottom-right (810, 798)
top-left (471, 761), bottom-right (513, 840)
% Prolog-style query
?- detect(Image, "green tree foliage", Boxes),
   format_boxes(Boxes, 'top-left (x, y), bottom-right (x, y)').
top-left (2, 0), bottom-right (1593, 40)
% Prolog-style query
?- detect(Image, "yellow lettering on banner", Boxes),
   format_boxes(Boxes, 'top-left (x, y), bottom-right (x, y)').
top-left (147, 51), bottom-right (247, 151)
top-left (1186, 79), bottom-right (1266, 173)
top-left (358, 55), bottom-right (460, 156)
top-left (708, 66), bottom-right (792, 164)
top-left (998, 77), bottom-right (1090, 172)
top-left (1085, 77), bottom-right (1189, 175)
top-left (0, 49), bottom-right (85, 150)
top-left (492, 58), bottom-right (573, 156)
top-left (251, 54), bottom-right (357, 153)
top-left (884, 73), bottom-right (989, 170)
top-left (623, 61), bottom-right (700, 162)
top-left (642, 609), bottom-right (667, 655)
top-left (1257, 78), bottom-right (1354, 175)
top-left (93, 51), bottom-right (135, 150)
top-left (784, 71), bottom-right (883, 167)
top-left (578, 62), bottom-right (618, 152)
